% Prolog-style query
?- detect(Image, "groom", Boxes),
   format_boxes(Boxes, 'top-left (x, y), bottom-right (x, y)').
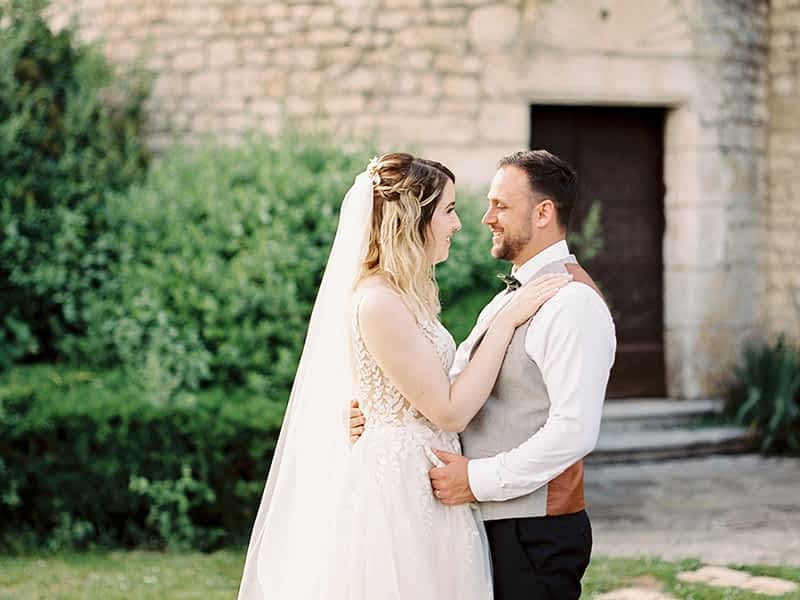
top-left (351, 150), bottom-right (616, 600)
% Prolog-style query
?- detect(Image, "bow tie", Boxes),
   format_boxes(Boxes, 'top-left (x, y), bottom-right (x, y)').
top-left (497, 273), bottom-right (522, 292)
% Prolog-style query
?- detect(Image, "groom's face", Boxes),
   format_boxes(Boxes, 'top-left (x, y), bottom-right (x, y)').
top-left (482, 166), bottom-right (535, 262)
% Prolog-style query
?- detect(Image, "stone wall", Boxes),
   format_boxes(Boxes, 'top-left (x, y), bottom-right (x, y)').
top-left (48, 0), bottom-right (777, 398)
top-left (663, 0), bottom-right (769, 397)
top-left (767, 0), bottom-right (800, 341)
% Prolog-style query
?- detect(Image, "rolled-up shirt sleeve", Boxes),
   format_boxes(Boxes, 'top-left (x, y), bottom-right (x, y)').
top-left (467, 284), bottom-right (616, 502)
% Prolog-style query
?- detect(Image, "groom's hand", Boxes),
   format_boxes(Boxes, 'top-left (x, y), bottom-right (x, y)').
top-left (349, 400), bottom-right (365, 443)
top-left (429, 450), bottom-right (476, 506)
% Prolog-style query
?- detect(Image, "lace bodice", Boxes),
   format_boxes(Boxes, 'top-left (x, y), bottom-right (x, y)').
top-left (352, 303), bottom-right (456, 430)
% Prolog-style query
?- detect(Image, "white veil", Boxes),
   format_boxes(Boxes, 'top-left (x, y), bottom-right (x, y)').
top-left (237, 171), bottom-right (374, 599)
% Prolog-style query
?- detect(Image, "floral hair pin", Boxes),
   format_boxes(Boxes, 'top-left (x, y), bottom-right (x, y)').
top-left (366, 156), bottom-right (382, 186)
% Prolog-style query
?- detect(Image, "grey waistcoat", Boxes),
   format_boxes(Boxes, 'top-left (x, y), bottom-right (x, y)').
top-left (460, 255), bottom-right (579, 521)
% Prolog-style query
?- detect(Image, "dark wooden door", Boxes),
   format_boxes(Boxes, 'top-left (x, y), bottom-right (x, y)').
top-left (530, 105), bottom-right (666, 398)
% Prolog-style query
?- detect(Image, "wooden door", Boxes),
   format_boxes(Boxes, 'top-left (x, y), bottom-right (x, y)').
top-left (530, 105), bottom-right (666, 398)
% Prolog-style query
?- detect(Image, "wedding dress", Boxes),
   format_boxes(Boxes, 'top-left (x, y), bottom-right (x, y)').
top-left (314, 304), bottom-right (494, 599)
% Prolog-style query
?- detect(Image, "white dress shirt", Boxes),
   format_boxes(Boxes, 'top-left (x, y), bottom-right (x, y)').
top-left (449, 240), bottom-right (616, 503)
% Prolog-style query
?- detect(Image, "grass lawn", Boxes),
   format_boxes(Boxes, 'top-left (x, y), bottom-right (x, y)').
top-left (0, 551), bottom-right (798, 599)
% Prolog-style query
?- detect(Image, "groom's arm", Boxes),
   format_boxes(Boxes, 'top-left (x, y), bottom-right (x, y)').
top-left (467, 284), bottom-right (616, 503)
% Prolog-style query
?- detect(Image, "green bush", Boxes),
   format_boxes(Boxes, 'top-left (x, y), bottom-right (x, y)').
top-left (0, 0), bottom-right (149, 369)
top-left (0, 365), bottom-right (284, 551)
top-left (726, 336), bottom-right (800, 453)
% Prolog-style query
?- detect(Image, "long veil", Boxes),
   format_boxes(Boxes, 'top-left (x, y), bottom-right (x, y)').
top-left (237, 171), bottom-right (374, 599)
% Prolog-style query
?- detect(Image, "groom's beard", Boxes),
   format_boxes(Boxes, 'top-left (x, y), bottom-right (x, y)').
top-left (493, 224), bottom-right (533, 262)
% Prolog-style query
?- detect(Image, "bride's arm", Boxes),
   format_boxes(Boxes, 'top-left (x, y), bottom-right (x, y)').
top-left (358, 274), bottom-right (570, 432)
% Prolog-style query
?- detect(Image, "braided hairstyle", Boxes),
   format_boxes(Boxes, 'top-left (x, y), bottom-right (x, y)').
top-left (358, 152), bottom-right (455, 321)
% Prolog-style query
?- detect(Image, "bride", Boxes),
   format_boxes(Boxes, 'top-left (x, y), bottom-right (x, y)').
top-left (237, 153), bottom-right (571, 599)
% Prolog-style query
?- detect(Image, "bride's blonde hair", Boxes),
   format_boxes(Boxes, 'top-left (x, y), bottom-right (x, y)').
top-left (358, 152), bottom-right (455, 322)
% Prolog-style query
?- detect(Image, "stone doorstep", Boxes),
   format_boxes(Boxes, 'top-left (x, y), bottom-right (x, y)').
top-left (599, 398), bottom-right (726, 434)
top-left (677, 565), bottom-right (799, 596)
top-left (588, 425), bottom-right (753, 463)
top-left (602, 398), bottom-right (724, 422)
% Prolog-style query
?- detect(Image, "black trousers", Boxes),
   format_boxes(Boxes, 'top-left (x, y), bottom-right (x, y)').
top-left (484, 510), bottom-right (592, 600)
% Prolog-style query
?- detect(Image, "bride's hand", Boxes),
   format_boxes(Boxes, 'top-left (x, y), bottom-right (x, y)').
top-left (494, 273), bottom-right (572, 329)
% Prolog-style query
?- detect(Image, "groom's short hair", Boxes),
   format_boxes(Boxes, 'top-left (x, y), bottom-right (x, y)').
top-left (497, 150), bottom-right (577, 231)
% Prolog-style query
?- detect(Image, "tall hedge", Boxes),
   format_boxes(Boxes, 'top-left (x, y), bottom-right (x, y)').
top-left (0, 0), bottom-right (149, 368)
top-left (0, 366), bottom-right (285, 551)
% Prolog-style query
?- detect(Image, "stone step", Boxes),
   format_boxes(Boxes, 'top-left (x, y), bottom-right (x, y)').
top-left (601, 398), bottom-right (725, 431)
top-left (588, 425), bottom-right (753, 464)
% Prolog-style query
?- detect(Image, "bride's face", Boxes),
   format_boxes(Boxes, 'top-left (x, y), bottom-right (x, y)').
top-left (424, 180), bottom-right (461, 265)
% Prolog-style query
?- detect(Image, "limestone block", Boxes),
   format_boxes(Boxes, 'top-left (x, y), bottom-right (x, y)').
top-left (225, 69), bottom-right (265, 97)
top-left (478, 102), bottom-right (528, 143)
top-left (264, 3), bottom-right (288, 20)
top-left (394, 26), bottom-right (466, 51)
top-left (318, 44), bottom-right (357, 72)
top-left (418, 144), bottom-right (515, 189)
top-left (663, 206), bottom-right (726, 269)
top-left (337, 68), bottom-right (377, 92)
top-left (665, 106), bottom-right (698, 152)
top-left (384, 0), bottom-right (424, 7)
top-left (273, 48), bottom-right (318, 69)
top-left (436, 115), bottom-right (478, 145)
top-left (429, 7), bottom-right (468, 25)
top-left (189, 71), bottom-right (223, 97)
top-left (387, 95), bottom-right (436, 114)
top-left (272, 19), bottom-right (304, 36)
top-left (376, 10), bottom-right (410, 29)
top-left (225, 112), bottom-right (250, 133)
top-left (250, 99), bottom-right (282, 117)
top-left (663, 148), bottom-right (700, 211)
top-left (337, 8), bottom-right (372, 29)
top-left (170, 110), bottom-right (192, 131)
top-left (191, 112), bottom-right (223, 134)
top-left (442, 75), bottom-right (479, 98)
top-left (434, 53), bottom-right (481, 74)
top-left (241, 48), bottom-right (270, 68)
top-left (406, 50), bottom-right (434, 69)
top-left (307, 6), bottom-right (336, 27)
top-left (467, 5), bottom-right (520, 50)
top-left (321, 94), bottom-right (366, 114)
top-left (263, 70), bottom-right (289, 96)
top-left (173, 50), bottom-right (206, 72)
top-left (439, 99), bottom-right (479, 117)
top-left (420, 73), bottom-right (443, 96)
top-left (479, 52), bottom-right (526, 98)
top-left (208, 40), bottom-right (238, 68)
top-left (429, 0), bottom-right (489, 6)
top-left (351, 30), bottom-right (391, 48)
top-left (152, 74), bottom-right (185, 98)
top-left (665, 326), bottom-right (747, 398)
top-left (284, 96), bottom-right (316, 116)
top-left (664, 267), bottom-right (759, 329)
top-left (288, 71), bottom-right (323, 94)
top-left (109, 41), bottom-right (141, 63)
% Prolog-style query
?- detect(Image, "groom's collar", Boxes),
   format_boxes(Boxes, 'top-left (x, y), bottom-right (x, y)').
top-left (511, 240), bottom-right (570, 285)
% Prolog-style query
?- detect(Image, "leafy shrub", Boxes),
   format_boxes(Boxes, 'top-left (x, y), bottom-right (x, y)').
top-left (726, 336), bottom-right (800, 453)
top-left (0, 365), bottom-right (284, 551)
top-left (0, 0), bottom-right (149, 369)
